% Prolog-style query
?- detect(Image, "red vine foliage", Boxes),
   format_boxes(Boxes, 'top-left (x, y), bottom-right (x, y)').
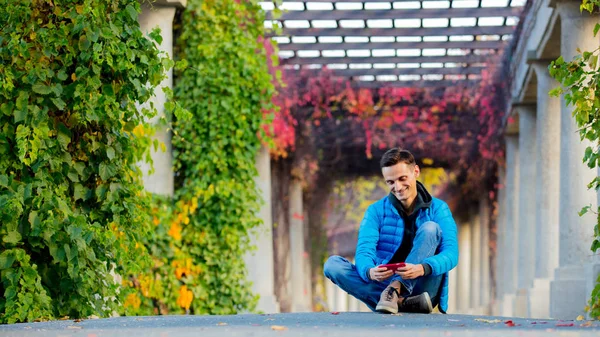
top-left (262, 42), bottom-right (509, 204)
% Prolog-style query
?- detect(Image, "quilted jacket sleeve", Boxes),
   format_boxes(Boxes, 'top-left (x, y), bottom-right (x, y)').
top-left (422, 200), bottom-right (459, 276)
top-left (355, 204), bottom-right (380, 283)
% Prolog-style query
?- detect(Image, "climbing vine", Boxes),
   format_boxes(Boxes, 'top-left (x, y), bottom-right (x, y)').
top-left (158, 0), bottom-right (276, 314)
top-left (0, 0), bottom-right (169, 323)
top-left (549, 0), bottom-right (600, 319)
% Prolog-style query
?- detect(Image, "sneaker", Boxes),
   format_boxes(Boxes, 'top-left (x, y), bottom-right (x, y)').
top-left (375, 286), bottom-right (400, 314)
top-left (398, 292), bottom-right (433, 314)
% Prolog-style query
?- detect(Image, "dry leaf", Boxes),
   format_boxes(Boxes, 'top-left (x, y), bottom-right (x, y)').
top-left (331, 312), bottom-right (340, 315)
top-left (576, 315), bottom-right (585, 321)
top-left (271, 325), bottom-right (288, 331)
top-left (504, 320), bottom-right (516, 327)
top-left (73, 319), bottom-right (83, 323)
top-left (59, 316), bottom-right (70, 321)
top-left (217, 322), bottom-right (227, 326)
top-left (67, 326), bottom-right (82, 330)
top-left (580, 321), bottom-right (593, 327)
top-left (475, 318), bottom-right (502, 323)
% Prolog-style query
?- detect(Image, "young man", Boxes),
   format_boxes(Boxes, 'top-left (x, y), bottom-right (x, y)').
top-left (323, 148), bottom-right (459, 314)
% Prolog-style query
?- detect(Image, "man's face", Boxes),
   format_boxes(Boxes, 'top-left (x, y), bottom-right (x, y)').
top-left (382, 162), bottom-right (420, 203)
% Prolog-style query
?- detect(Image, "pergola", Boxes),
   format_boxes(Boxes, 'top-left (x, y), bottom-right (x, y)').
top-left (263, 0), bottom-right (525, 88)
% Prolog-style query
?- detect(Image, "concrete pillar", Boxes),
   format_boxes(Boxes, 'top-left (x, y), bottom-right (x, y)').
top-left (470, 207), bottom-right (482, 312)
top-left (550, 0), bottom-right (600, 319)
top-left (447, 267), bottom-right (458, 313)
top-left (289, 179), bottom-right (309, 312)
top-left (138, 3), bottom-right (182, 196)
top-left (514, 105), bottom-right (537, 317)
top-left (502, 134), bottom-right (520, 317)
top-left (243, 146), bottom-right (279, 313)
top-left (493, 167), bottom-right (506, 316)
top-left (457, 221), bottom-right (472, 313)
top-left (479, 196), bottom-right (491, 314)
top-left (326, 279), bottom-right (335, 311)
top-left (528, 62), bottom-right (561, 318)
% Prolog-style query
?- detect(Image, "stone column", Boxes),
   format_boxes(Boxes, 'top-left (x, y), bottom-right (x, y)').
top-left (138, 2), bottom-right (183, 196)
top-left (514, 105), bottom-right (537, 317)
top-left (335, 287), bottom-right (349, 312)
top-left (470, 207), bottom-right (482, 312)
top-left (550, 0), bottom-right (600, 319)
top-left (243, 146), bottom-right (279, 313)
top-left (493, 167), bottom-right (506, 316)
top-left (289, 179), bottom-right (309, 312)
top-left (502, 134), bottom-right (520, 317)
top-left (479, 196), bottom-right (491, 314)
top-left (448, 267), bottom-right (458, 313)
top-left (457, 221), bottom-right (472, 313)
top-left (528, 62), bottom-right (561, 318)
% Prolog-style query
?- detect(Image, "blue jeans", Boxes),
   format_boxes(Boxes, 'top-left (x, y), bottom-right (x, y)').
top-left (324, 221), bottom-right (443, 312)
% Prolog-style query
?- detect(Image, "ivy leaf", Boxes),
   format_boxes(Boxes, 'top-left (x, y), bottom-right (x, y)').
top-left (591, 239), bottom-right (600, 253)
top-left (149, 27), bottom-right (163, 44)
top-left (0, 251), bottom-right (15, 269)
top-left (99, 163), bottom-right (117, 181)
top-left (594, 23), bottom-right (600, 37)
top-left (106, 147), bottom-right (115, 160)
top-left (3, 231), bottom-right (22, 244)
top-left (57, 123), bottom-right (71, 149)
top-left (51, 97), bottom-right (66, 110)
top-left (32, 84), bottom-right (52, 95)
top-left (125, 4), bottom-right (138, 21)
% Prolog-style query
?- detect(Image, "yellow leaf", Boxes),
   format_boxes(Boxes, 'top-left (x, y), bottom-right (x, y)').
top-left (75, 5), bottom-right (83, 14)
top-left (217, 322), bottom-right (227, 326)
top-left (576, 315), bottom-right (585, 321)
top-left (71, 73), bottom-right (76, 81)
top-left (271, 325), bottom-right (287, 331)
top-left (160, 142), bottom-right (166, 152)
top-left (30, 32), bottom-right (36, 40)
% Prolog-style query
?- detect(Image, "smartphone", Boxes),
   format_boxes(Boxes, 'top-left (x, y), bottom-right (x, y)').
top-left (378, 262), bottom-right (406, 271)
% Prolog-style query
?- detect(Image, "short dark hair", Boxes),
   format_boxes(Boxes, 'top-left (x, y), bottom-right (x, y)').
top-left (380, 148), bottom-right (416, 168)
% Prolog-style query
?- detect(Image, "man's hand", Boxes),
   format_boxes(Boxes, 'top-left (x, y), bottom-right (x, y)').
top-left (369, 266), bottom-right (394, 282)
top-left (395, 263), bottom-right (424, 280)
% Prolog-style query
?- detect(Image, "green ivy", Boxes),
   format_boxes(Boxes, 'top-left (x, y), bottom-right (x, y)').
top-left (169, 0), bottom-right (276, 314)
top-left (549, 0), bottom-right (600, 319)
top-left (0, 0), bottom-right (169, 323)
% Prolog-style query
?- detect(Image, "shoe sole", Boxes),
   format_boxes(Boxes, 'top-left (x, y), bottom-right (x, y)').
top-left (375, 302), bottom-right (398, 314)
top-left (422, 292), bottom-right (433, 314)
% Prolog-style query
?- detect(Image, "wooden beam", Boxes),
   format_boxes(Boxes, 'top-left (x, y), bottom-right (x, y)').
top-left (281, 54), bottom-right (489, 65)
top-left (266, 7), bottom-right (521, 21)
top-left (350, 79), bottom-right (479, 89)
top-left (277, 40), bottom-right (506, 51)
top-left (328, 66), bottom-right (484, 77)
top-left (271, 25), bottom-right (516, 37)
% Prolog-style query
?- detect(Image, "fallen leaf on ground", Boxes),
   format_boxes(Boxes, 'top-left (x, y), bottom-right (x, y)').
top-left (556, 323), bottom-right (574, 327)
top-left (504, 320), bottom-right (516, 327)
top-left (475, 318), bottom-right (502, 323)
top-left (217, 322), bottom-right (227, 326)
top-left (576, 315), bottom-right (585, 321)
top-left (271, 325), bottom-right (287, 331)
top-left (59, 316), bottom-right (70, 321)
top-left (331, 312), bottom-right (340, 315)
top-left (580, 321), bottom-right (593, 327)
top-left (74, 319), bottom-right (83, 322)
top-left (67, 326), bottom-right (82, 329)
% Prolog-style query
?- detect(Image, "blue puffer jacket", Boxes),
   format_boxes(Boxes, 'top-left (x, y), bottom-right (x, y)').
top-left (354, 191), bottom-right (459, 313)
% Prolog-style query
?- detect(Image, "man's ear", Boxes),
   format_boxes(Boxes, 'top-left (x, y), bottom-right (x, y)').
top-left (414, 164), bottom-right (420, 178)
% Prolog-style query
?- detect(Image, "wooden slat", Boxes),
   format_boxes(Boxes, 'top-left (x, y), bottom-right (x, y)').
top-left (350, 79), bottom-right (479, 88)
top-left (281, 54), bottom-right (489, 65)
top-left (278, 40), bottom-right (506, 51)
top-left (266, 7), bottom-right (520, 21)
top-left (271, 25), bottom-right (515, 37)
top-left (329, 66), bottom-right (484, 77)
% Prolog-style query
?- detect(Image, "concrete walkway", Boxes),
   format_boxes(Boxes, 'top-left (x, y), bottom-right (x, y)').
top-left (0, 312), bottom-right (598, 337)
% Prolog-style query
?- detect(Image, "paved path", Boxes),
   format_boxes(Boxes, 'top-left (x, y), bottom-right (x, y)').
top-left (0, 312), bottom-right (598, 337)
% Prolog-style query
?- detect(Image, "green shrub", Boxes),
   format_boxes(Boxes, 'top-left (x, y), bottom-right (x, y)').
top-left (0, 0), bottom-right (168, 323)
